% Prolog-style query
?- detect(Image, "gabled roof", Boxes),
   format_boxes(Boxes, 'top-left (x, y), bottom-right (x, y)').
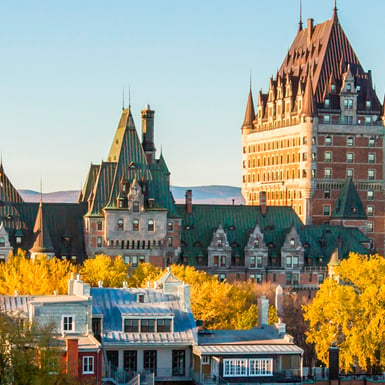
top-left (331, 177), bottom-right (367, 219)
top-left (302, 74), bottom-right (317, 116)
top-left (79, 164), bottom-right (100, 203)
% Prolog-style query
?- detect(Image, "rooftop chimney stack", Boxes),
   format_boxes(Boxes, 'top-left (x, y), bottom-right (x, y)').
top-left (185, 190), bottom-right (193, 214)
top-left (307, 18), bottom-right (314, 43)
top-left (141, 105), bottom-right (156, 164)
top-left (257, 296), bottom-right (269, 328)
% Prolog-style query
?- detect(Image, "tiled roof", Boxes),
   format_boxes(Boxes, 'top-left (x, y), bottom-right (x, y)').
top-left (331, 177), bottom-right (367, 219)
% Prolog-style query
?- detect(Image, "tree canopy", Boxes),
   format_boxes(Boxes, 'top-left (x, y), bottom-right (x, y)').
top-left (304, 253), bottom-right (385, 373)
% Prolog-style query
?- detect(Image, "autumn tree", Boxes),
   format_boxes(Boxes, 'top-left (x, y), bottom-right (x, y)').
top-left (126, 262), bottom-right (162, 288)
top-left (304, 253), bottom-right (385, 373)
top-left (80, 254), bottom-right (129, 287)
top-left (0, 253), bottom-right (72, 295)
top-left (0, 312), bottom-right (77, 384)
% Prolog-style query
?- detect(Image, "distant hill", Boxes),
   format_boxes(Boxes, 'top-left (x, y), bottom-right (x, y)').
top-left (19, 186), bottom-right (245, 205)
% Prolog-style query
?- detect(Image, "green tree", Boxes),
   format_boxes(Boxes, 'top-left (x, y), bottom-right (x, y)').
top-left (304, 253), bottom-right (385, 372)
top-left (0, 313), bottom-right (77, 384)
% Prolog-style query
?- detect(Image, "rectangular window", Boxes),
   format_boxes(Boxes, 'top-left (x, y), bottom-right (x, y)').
top-left (220, 256), bottom-right (226, 267)
top-left (292, 273), bottom-right (299, 285)
top-left (318, 274), bottom-right (324, 284)
top-left (172, 350), bottom-right (185, 376)
top-left (365, 116), bottom-right (372, 125)
top-left (256, 256), bottom-right (263, 268)
top-left (324, 152), bottom-right (331, 162)
top-left (157, 319), bottom-right (171, 333)
top-left (347, 137), bottom-right (354, 146)
top-left (367, 205), bottom-right (374, 217)
top-left (368, 153), bottom-right (375, 163)
top-left (62, 315), bottom-right (74, 332)
top-left (347, 153), bottom-right (353, 163)
top-left (369, 137), bottom-right (375, 147)
top-left (324, 169), bottom-right (332, 179)
top-left (347, 169), bottom-right (353, 177)
top-left (293, 256), bottom-right (299, 268)
top-left (223, 359), bottom-right (248, 377)
top-left (302, 152), bottom-right (308, 161)
top-left (97, 237), bottom-right (102, 248)
top-left (324, 190), bottom-right (330, 199)
top-left (124, 319), bottom-right (139, 333)
top-left (202, 356), bottom-right (210, 365)
top-left (368, 190), bottom-right (374, 201)
top-left (82, 356), bottom-right (94, 374)
top-left (368, 170), bottom-right (375, 180)
top-left (143, 350), bottom-right (157, 374)
top-left (286, 273), bottom-right (292, 285)
top-left (249, 359), bottom-right (273, 376)
top-left (323, 115), bottom-right (330, 124)
top-left (167, 237), bottom-right (173, 247)
top-left (92, 318), bottom-right (102, 341)
top-left (367, 222), bottom-right (374, 233)
top-left (323, 205), bottom-right (330, 215)
top-left (286, 256), bottom-right (292, 269)
top-left (141, 319), bottom-right (155, 333)
top-left (250, 256), bottom-right (256, 268)
top-left (124, 351), bottom-right (137, 373)
top-left (255, 274), bottom-right (262, 283)
top-left (167, 221), bottom-right (174, 231)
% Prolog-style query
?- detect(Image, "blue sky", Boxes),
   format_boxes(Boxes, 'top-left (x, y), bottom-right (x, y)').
top-left (1, 0), bottom-right (384, 192)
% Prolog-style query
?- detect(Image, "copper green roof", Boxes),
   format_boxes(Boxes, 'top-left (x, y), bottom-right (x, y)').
top-left (331, 177), bottom-right (367, 219)
top-left (0, 162), bottom-right (23, 204)
top-left (79, 164), bottom-right (100, 203)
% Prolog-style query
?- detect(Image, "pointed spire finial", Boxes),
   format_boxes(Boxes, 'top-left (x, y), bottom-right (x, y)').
top-left (122, 87), bottom-right (125, 110)
top-left (128, 84), bottom-right (131, 109)
top-left (40, 178), bottom-right (43, 206)
top-left (298, 0), bottom-right (303, 31)
top-left (333, 0), bottom-right (338, 22)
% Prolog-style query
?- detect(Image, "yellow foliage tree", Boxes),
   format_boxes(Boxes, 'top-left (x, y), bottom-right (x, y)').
top-left (304, 253), bottom-right (385, 373)
top-left (126, 262), bottom-right (162, 288)
top-left (0, 254), bottom-right (72, 295)
top-left (80, 254), bottom-right (129, 287)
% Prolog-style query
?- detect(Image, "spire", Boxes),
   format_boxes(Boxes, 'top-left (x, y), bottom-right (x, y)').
top-left (242, 84), bottom-right (255, 129)
top-left (122, 87), bottom-right (125, 110)
top-left (332, 0), bottom-right (338, 23)
top-left (298, 0), bottom-right (303, 31)
top-left (302, 74), bottom-right (317, 117)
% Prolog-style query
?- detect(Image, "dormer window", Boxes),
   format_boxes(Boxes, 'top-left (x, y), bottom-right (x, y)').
top-left (324, 99), bottom-right (330, 108)
top-left (346, 83), bottom-right (351, 92)
top-left (217, 240), bottom-right (222, 247)
top-left (366, 100), bottom-right (371, 109)
top-left (16, 236), bottom-right (22, 245)
top-left (331, 84), bottom-right (336, 92)
top-left (137, 293), bottom-right (145, 303)
top-left (254, 239), bottom-right (259, 248)
top-left (290, 239), bottom-right (295, 248)
top-left (129, 162), bottom-right (137, 169)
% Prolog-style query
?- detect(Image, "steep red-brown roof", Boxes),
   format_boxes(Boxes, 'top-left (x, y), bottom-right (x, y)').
top-left (242, 87), bottom-right (255, 128)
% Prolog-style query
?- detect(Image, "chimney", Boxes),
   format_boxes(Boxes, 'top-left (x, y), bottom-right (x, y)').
top-left (259, 191), bottom-right (267, 216)
top-left (307, 18), bottom-right (314, 43)
top-left (275, 285), bottom-right (283, 319)
top-left (141, 105), bottom-right (155, 164)
top-left (329, 345), bottom-right (339, 381)
top-left (257, 296), bottom-right (269, 328)
top-left (66, 338), bottom-right (79, 378)
top-left (185, 190), bottom-right (193, 214)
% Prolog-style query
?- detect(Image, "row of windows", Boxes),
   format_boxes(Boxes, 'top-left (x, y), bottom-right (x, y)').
top-left (97, 237), bottom-right (174, 249)
top-left (97, 221), bottom-right (174, 232)
top-left (123, 318), bottom-right (173, 333)
top-left (323, 168), bottom-right (376, 180)
top-left (244, 168), bottom-right (314, 183)
top-left (223, 358), bottom-right (273, 377)
top-left (323, 136), bottom-right (376, 147)
top-left (106, 349), bottom-right (185, 377)
top-left (323, 151), bottom-right (376, 163)
top-left (244, 136), bottom-right (308, 154)
top-left (322, 115), bottom-right (373, 124)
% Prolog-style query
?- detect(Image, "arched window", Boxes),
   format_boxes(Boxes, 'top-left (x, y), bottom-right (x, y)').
top-left (133, 219), bottom-right (139, 231)
top-left (117, 219), bottom-right (124, 231)
top-left (148, 219), bottom-right (154, 232)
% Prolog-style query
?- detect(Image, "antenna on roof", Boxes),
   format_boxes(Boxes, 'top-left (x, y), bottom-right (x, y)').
top-left (249, 69), bottom-right (252, 90)
top-left (40, 178), bottom-right (43, 206)
top-left (122, 87), bottom-right (125, 110)
top-left (298, 0), bottom-right (303, 31)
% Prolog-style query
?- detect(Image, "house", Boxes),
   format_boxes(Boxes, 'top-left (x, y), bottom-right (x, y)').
top-left (90, 269), bottom-right (197, 384)
top-left (0, 275), bottom-right (102, 384)
top-left (192, 297), bottom-right (303, 384)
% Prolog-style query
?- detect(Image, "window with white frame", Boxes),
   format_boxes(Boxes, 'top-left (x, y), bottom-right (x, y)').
top-left (223, 359), bottom-right (247, 377)
top-left (368, 153), bottom-right (375, 163)
top-left (286, 256), bottom-right (293, 268)
top-left (62, 315), bottom-right (74, 332)
top-left (202, 355), bottom-right (210, 365)
top-left (367, 205), bottom-right (374, 217)
top-left (324, 152), bottom-right (332, 162)
top-left (249, 359), bottom-right (273, 376)
top-left (368, 170), bottom-right (375, 180)
top-left (83, 356), bottom-right (94, 374)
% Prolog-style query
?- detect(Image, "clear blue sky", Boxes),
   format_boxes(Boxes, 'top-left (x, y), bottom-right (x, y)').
top-left (1, 0), bottom-right (384, 192)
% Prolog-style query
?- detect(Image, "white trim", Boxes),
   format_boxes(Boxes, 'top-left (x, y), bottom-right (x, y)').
top-left (62, 315), bottom-right (74, 332)
top-left (82, 356), bottom-right (94, 374)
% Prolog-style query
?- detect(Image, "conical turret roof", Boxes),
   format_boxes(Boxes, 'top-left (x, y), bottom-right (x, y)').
top-left (242, 87), bottom-right (255, 129)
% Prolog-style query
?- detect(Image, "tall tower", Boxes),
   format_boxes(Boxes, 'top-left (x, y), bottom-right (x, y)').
top-left (241, 6), bottom-right (385, 253)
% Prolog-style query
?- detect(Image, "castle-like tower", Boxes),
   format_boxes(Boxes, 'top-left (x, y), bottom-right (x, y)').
top-left (241, 6), bottom-right (385, 253)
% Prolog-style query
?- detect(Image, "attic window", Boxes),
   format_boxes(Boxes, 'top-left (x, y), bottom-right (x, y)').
top-left (137, 293), bottom-right (145, 303)
top-left (129, 162), bottom-right (137, 169)
top-left (185, 225), bottom-right (192, 230)
top-left (366, 101), bottom-right (371, 109)
top-left (346, 83), bottom-right (351, 92)
top-left (6, 214), bottom-right (12, 220)
top-left (331, 84), bottom-right (336, 92)
top-left (356, 85), bottom-right (361, 92)
top-left (324, 99), bottom-right (330, 108)
top-left (229, 225), bottom-right (236, 230)
top-left (351, 207), bottom-right (357, 213)
top-left (290, 239), bottom-right (295, 248)
top-left (231, 241), bottom-right (239, 247)
top-left (16, 236), bottom-right (22, 245)
top-left (254, 239), bottom-right (259, 247)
